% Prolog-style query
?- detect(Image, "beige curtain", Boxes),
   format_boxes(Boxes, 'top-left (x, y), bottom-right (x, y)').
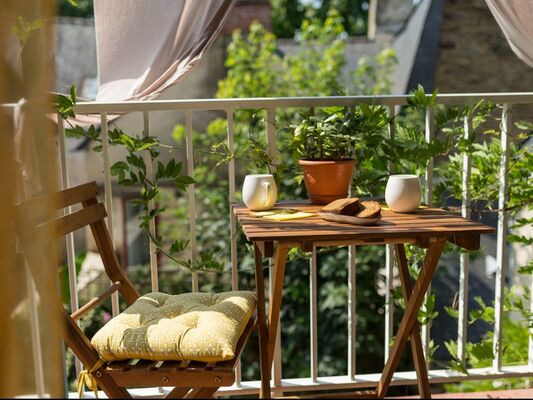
top-left (1, 0), bottom-right (64, 397)
top-left (486, 0), bottom-right (533, 67)
top-left (94, 0), bottom-right (236, 101)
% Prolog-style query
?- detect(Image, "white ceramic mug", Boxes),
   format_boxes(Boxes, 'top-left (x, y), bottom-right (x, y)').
top-left (242, 174), bottom-right (277, 211)
top-left (385, 174), bottom-right (421, 213)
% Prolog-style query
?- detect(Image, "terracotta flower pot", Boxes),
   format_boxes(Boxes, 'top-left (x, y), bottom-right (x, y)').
top-left (299, 159), bottom-right (355, 204)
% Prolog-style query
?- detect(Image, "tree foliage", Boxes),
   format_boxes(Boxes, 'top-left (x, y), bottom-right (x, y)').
top-left (271, 0), bottom-right (368, 39)
top-left (168, 11), bottom-right (533, 386)
top-left (57, 0), bottom-right (93, 18)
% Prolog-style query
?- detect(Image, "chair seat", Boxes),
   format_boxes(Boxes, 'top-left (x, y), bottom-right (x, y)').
top-left (91, 291), bottom-right (256, 363)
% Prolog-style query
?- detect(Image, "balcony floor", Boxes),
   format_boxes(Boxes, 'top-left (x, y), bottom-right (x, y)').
top-left (72, 387), bottom-right (533, 398)
top-left (398, 388), bottom-right (533, 398)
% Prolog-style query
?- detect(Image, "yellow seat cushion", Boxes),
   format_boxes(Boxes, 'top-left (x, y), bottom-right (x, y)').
top-left (91, 291), bottom-right (256, 363)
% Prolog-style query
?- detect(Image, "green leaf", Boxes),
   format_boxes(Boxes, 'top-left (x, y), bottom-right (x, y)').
top-left (165, 159), bottom-right (176, 177)
top-left (86, 125), bottom-right (99, 140)
top-left (126, 154), bottom-right (141, 169)
top-left (56, 93), bottom-right (75, 119)
top-left (143, 188), bottom-right (158, 201)
top-left (448, 359), bottom-right (468, 375)
top-left (469, 341), bottom-right (494, 364)
top-left (110, 161), bottom-right (129, 176)
top-left (156, 161), bottom-right (165, 179)
top-left (174, 175), bottom-right (195, 191)
top-left (170, 240), bottom-right (190, 254)
top-left (445, 306), bottom-right (459, 319)
top-left (518, 260), bottom-right (533, 275)
top-left (507, 234), bottom-right (533, 245)
top-left (70, 85), bottom-right (77, 103)
top-left (172, 161), bottom-right (182, 177)
top-left (65, 126), bottom-right (85, 139)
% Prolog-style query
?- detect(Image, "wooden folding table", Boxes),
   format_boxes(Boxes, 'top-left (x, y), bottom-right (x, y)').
top-left (233, 201), bottom-right (495, 398)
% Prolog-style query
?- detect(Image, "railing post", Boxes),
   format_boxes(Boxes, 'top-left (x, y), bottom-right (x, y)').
top-left (100, 112), bottom-right (120, 316)
top-left (269, 257), bottom-right (283, 395)
top-left (384, 105), bottom-right (396, 363)
top-left (265, 106), bottom-right (283, 393)
top-left (422, 106), bottom-right (435, 363)
top-left (493, 103), bottom-right (511, 371)
top-left (185, 111), bottom-right (199, 292)
top-left (142, 111), bottom-right (159, 293)
top-left (226, 109), bottom-right (242, 386)
top-left (457, 113), bottom-right (472, 365)
top-left (348, 245), bottom-right (357, 379)
top-left (266, 107), bottom-right (277, 173)
top-left (367, 0), bottom-right (378, 40)
top-left (57, 114), bottom-right (82, 379)
top-left (310, 246), bottom-right (318, 383)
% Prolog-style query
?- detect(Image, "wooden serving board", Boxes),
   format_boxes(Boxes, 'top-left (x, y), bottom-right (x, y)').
top-left (318, 212), bottom-right (381, 226)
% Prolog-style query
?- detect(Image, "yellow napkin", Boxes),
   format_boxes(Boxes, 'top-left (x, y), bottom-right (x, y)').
top-left (250, 209), bottom-right (316, 221)
top-left (263, 211), bottom-right (316, 221)
top-left (381, 205), bottom-right (428, 211)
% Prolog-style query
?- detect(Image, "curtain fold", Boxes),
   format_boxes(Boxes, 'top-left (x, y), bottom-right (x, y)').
top-left (485, 0), bottom-right (533, 67)
top-left (93, 0), bottom-right (236, 101)
top-left (1, 0), bottom-right (64, 397)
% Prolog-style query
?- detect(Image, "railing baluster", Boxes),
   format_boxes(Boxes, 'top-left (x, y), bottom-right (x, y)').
top-left (384, 105), bottom-right (396, 363)
top-left (530, 264), bottom-right (533, 367)
top-left (101, 112), bottom-right (120, 316)
top-left (269, 257), bottom-right (283, 394)
top-left (265, 107), bottom-right (283, 392)
top-left (348, 245), bottom-right (357, 379)
top-left (58, 114), bottom-right (82, 378)
top-left (266, 108), bottom-right (277, 173)
top-left (458, 114), bottom-right (472, 364)
top-left (530, 270), bottom-right (533, 367)
top-left (25, 264), bottom-right (45, 396)
top-left (493, 103), bottom-right (511, 371)
top-left (185, 111), bottom-right (199, 292)
top-left (226, 109), bottom-right (241, 386)
top-left (227, 110), bottom-right (238, 290)
top-left (142, 111), bottom-right (159, 293)
top-left (422, 106), bottom-right (435, 362)
top-left (310, 246), bottom-right (318, 383)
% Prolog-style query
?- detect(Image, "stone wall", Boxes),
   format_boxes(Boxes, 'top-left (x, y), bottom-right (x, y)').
top-left (55, 17), bottom-right (97, 98)
top-left (434, 0), bottom-right (533, 93)
top-left (221, 0), bottom-right (272, 34)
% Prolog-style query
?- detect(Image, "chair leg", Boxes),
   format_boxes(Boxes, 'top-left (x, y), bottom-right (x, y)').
top-left (255, 243), bottom-right (272, 398)
top-left (183, 387), bottom-right (218, 398)
top-left (164, 387), bottom-right (191, 398)
top-left (376, 240), bottom-right (445, 398)
top-left (395, 244), bottom-right (431, 398)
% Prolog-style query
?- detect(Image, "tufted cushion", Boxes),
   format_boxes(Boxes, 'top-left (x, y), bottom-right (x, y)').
top-left (91, 291), bottom-right (256, 363)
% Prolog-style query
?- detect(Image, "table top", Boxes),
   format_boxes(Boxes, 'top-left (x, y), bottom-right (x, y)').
top-left (233, 201), bottom-right (495, 249)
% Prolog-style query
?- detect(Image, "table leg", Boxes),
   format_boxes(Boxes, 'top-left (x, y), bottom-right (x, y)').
top-left (267, 244), bottom-right (289, 367)
top-left (377, 239), bottom-right (445, 398)
top-left (395, 244), bottom-right (432, 398)
top-left (254, 243), bottom-right (271, 399)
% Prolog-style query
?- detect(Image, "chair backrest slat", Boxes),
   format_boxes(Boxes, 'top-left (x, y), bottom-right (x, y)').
top-left (16, 181), bottom-right (140, 307)
top-left (36, 202), bottom-right (107, 239)
top-left (23, 181), bottom-right (99, 221)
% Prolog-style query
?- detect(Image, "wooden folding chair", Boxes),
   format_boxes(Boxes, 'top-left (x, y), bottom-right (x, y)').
top-left (15, 181), bottom-right (271, 399)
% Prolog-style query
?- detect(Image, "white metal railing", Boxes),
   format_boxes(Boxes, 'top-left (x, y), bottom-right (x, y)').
top-left (5, 92), bottom-right (533, 396)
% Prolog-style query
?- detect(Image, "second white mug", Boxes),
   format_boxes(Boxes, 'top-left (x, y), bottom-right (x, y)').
top-left (385, 174), bottom-right (421, 213)
top-left (242, 174), bottom-right (277, 211)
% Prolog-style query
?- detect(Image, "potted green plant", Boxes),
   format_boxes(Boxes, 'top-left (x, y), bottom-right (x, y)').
top-left (292, 109), bottom-right (356, 204)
